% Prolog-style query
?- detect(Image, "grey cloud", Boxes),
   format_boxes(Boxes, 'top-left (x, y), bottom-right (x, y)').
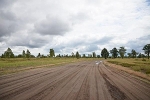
top-left (126, 35), bottom-right (150, 53)
top-left (34, 16), bottom-right (71, 35)
top-left (93, 36), bottom-right (113, 45)
top-left (7, 34), bottom-right (49, 48)
top-left (0, 0), bottom-right (17, 8)
top-left (0, 10), bottom-right (17, 20)
top-left (83, 45), bottom-right (98, 52)
top-left (49, 36), bottom-right (111, 54)
top-left (0, 10), bottom-right (20, 37)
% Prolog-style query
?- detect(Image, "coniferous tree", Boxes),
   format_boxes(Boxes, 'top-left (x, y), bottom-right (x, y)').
top-left (92, 52), bottom-right (96, 58)
top-left (82, 54), bottom-right (86, 58)
top-left (76, 51), bottom-right (80, 59)
top-left (37, 53), bottom-right (41, 58)
top-left (22, 50), bottom-right (26, 58)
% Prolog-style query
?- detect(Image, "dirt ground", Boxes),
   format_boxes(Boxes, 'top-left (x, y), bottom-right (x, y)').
top-left (0, 61), bottom-right (150, 100)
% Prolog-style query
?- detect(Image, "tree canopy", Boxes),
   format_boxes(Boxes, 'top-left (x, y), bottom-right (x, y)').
top-left (3, 48), bottom-right (14, 58)
top-left (92, 52), bottom-right (96, 58)
top-left (1, 44), bottom-right (150, 59)
top-left (143, 44), bottom-right (150, 59)
top-left (76, 51), bottom-right (80, 59)
top-left (119, 47), bottom-right (126, 59)
top-left (101, 48), bottom-right (109, 59)
top-left (131, 49), bottom-right (137, 58)
top-left (50, 49), bottom-right (55, 57)
top-left (110, 47), bottom-right (118, 58)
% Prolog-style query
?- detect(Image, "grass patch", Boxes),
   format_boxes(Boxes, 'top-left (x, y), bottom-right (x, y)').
top-left (0, 58), bottom-right (102, 76)
top-left (107, 58), bottom-right (150, 74)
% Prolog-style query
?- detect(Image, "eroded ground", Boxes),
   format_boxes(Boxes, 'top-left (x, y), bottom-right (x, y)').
top-left (0, 61), bottom-right (150, 100)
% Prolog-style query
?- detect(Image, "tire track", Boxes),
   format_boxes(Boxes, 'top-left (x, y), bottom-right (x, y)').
top-left (100, 63), bottom-right (150, 100)
top-left (75, 64), bottom-right (92, 100)
top-left (51, 64), bottom-right (90, 100)
top-left (103, 63), bottom-right (150, 99)
top-left (0, 65), bottom-right (81, 100)
top-left (0, 65), bottom-right (68, 86)
top-left (105, 65), bottom-right (150, 92)
top-left (0, 61), bottom-right (150, 100)
top-left (26, 65), bottom-right (86, 100)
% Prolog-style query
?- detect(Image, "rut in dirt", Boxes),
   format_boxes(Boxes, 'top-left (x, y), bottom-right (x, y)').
top-left (0, 61), bottom-right (150, 100)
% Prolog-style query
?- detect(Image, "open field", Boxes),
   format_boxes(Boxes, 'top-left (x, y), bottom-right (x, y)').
top-left (0, 61), bottom-right (150, 100)
top-left (0, 58), bottom-right (102, 76)
top-left (106, 58), bottom-right (150, 74)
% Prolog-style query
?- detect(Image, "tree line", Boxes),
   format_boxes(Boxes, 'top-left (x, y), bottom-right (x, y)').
top-left (101, 44), bottom-right (150, 59)
top-left (1, 44), bottom-right (150, 59)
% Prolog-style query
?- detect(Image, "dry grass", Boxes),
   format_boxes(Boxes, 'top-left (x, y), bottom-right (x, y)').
top-left (104, 58), bottom-right (150, 81)
top-left (106, 58), bottom-right (150, 74)
top-left (0, 58), bottom-right (101, 76)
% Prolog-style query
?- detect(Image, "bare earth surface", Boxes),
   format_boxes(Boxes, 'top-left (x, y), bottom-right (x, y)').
top-left (0, 61), bottom-right (150, 100)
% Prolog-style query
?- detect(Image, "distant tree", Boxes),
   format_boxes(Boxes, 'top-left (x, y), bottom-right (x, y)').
top-left (131, 49), bottom-right (137, 58)
top-left (138, 53), bottom-right (142, 58)
top-left (101, 48), bottom-right (109, 59)
top-left (37, 53), bottom-right (41, 58)
top-left (30, 55), bottom-right (35, 58)
top-left (141, 54), bottom-right (146, 59)
top-left (76, 51), bottom-right (80, 59)
top-left (92, 52), bottom-right (96, 58)
top-left (127, 53), bottom-right (132, 58)
top-left (50, 49), bottom-right (55, 57)
top-left (58, 54), bottom-right (61, 57)
top-left (71, 52), bottom-right (75, 58)
top-left (143, 44), bottom-right (150, 59)
top-left (1, 54), bottom-right (4, 58)
top-left (119, 47), bottom-right (126, 59)
top-left (17, 54), bottom-right (23, 58)
top-left (97, 55), bottom-right (100, 58)
top-left (26, 49), bottom-right (31, 58)
top-left (110, 47), bottom-right (118, 58)
top-left (65, 54), bottom-right (69, 57)
top-left (22, 50), bottom-right (26, 58)
top-left (4, 48), bottom-right (14, 58)
top-left (82, 54), bottom-right (86, 58)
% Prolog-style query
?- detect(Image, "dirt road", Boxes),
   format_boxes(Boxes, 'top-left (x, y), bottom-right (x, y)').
top-left (0, 61), bottom-right (150, 100)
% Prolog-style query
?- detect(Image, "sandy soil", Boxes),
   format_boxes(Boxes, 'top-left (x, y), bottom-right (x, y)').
top-left (0, 61), bottom-right (150, 100)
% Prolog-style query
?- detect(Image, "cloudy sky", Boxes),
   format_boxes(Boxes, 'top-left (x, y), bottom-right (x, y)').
top-left (0, 0), bottom-right (150, 56)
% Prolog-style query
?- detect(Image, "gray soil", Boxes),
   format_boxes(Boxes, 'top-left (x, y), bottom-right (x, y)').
top-left (0, 61), bottom-right (150, 100)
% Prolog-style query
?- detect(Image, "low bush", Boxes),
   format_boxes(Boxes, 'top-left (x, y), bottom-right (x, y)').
top-left (142, 59), bottom-right (146, 61)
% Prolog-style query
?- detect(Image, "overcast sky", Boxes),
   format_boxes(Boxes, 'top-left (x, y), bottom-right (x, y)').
top-left (0, 0), bottom-right (150, 56)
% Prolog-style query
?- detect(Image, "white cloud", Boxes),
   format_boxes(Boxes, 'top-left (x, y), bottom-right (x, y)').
top-left (0, 0), bottom-right (150, 56)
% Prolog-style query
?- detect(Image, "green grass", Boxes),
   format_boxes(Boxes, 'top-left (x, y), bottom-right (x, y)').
top-left (0, 58), bottom-right (102, 76)
top-left (107, 58), bottom-right (150, 74)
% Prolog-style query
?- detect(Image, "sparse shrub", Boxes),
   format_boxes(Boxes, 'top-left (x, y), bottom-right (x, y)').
top-left (120, 63), bottom-right (136, 67)
top-left (135, 59), bottom-right (138, 61)
top-left (145, 70), bottom-right (150, 74)
top-left (142, 59), bottom-right (146, 61)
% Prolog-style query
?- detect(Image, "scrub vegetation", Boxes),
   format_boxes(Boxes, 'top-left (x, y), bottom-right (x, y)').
top-left (107, 58), bottom-right (150, 74)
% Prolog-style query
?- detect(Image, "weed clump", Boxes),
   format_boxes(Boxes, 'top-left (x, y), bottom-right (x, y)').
top-left (142, 59), bottom-right (146, 61)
